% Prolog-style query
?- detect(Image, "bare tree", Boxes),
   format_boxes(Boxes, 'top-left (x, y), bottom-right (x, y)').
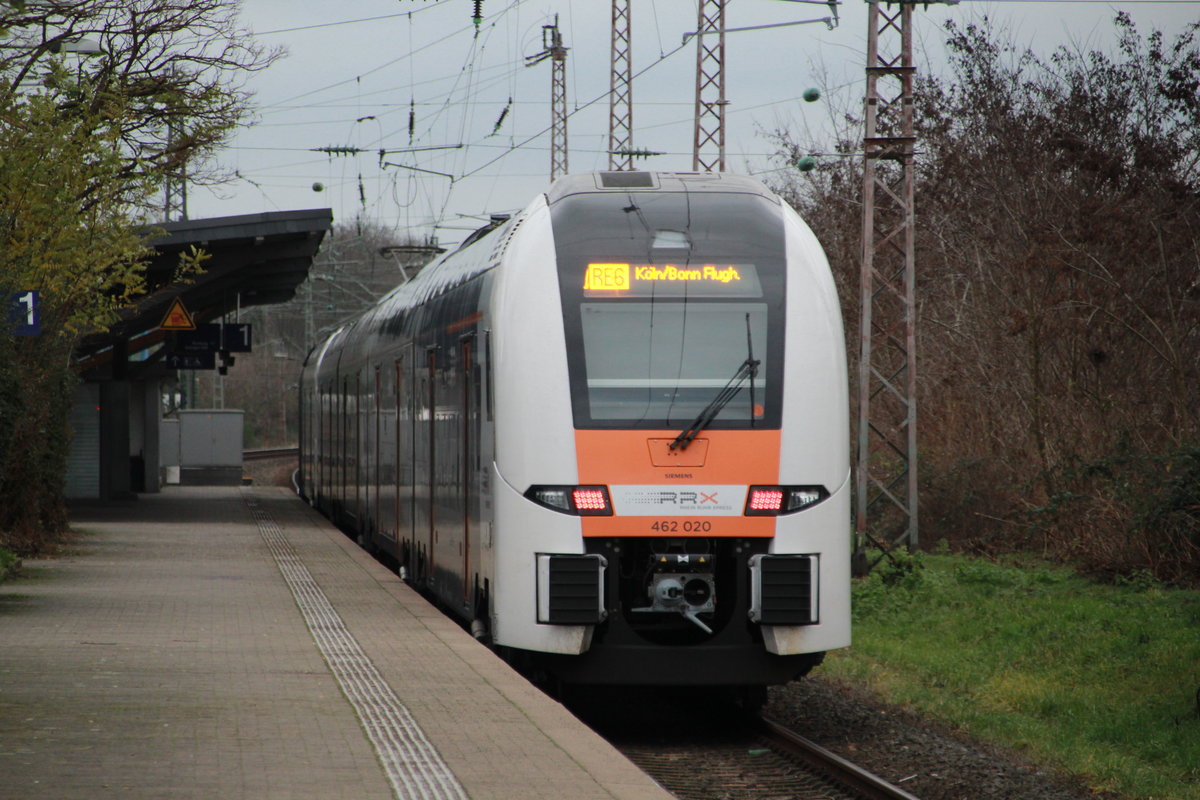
top-left (204, 221), bottom-right (439, 448)
top-left (0, 0), bottom-right (280, 210)
top-left (768, 14), bottom-right (1200, 581)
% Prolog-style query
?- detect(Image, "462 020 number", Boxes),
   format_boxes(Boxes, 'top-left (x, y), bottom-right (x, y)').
top-left (649, 520), bottom-right (712, 533)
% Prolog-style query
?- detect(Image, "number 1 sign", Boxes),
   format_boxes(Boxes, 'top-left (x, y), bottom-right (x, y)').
top-left (8, 291), bottom-right (41, 336)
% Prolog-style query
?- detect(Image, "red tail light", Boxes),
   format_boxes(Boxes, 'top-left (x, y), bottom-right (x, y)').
top-left (525, 485), bottom-right (613, 516)
top-left (572, 488), bottom-right (609, 513)
top-left (747, 488), bottom-right (784, 512)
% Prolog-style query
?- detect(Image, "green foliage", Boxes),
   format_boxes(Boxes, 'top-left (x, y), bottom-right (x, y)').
top-left (835, 554), bottom-right (1200, 799)
top-left (0, 89), bottom-right (150, 553)
top-left (176, 244), bottom-right (212, 281)
top-left (851, 549), bottom-right (932, 621)
top-left (0, 546), bottom-right (18, 582)
top-left (0, 1), bottom-right (277, 553)
top-left (0, 93), bottom-right (151, 331)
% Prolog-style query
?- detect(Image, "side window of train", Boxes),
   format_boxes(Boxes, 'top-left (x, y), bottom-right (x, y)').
top-left (483, 329), bottom-right (493, 423)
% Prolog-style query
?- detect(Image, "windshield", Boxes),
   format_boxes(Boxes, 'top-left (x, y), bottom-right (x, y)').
top-left (580, 302), bottom-right (766, 422)
top-left (551, 189), bottom-right (786, 430)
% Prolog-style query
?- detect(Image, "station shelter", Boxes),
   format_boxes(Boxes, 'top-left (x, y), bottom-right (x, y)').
top-left (66, 209), bottom-right (332, 500)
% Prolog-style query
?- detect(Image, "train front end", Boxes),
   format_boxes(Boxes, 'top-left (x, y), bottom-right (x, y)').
top-left (491, 172), bottom-right (850, 686)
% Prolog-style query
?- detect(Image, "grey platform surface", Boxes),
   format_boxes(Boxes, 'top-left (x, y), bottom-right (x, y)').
top-left (0, 486), bottom-right (671, 800)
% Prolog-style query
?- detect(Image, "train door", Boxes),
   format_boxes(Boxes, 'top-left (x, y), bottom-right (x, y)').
top-left (395, 347), bottom-right (415, 567)
top-left (339, 377), bottom-right (349, 517)
top-left (430, 346), bottom-right (441, 586)
top-left (372, 365), bottom-right (382, 543)
top-left (298, 373), bottom-right (307, 492)
top-left (318, 381), bottom-right (327, 503)
top-left (325, 379), bottom-right (335, 505)
top-left (354, 373), bottom-right (363, 526)
top-left (322, 380), bottom-right (331, 503)
top-left (415, 346), bottom-right (437, 585)
top-left (432, 339), bottom-right (465, 604)
top-left (459, 334), bottom-right (475, 606)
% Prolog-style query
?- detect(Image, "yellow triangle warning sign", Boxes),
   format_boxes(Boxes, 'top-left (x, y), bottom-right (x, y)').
top-left (159, 297), bottom-right (196, 331)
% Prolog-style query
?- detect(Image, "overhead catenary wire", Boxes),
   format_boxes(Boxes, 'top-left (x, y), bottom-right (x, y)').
top-left (244, 2), bottom-right (533, 231)
top-left (251, 3), bottom-right (448, 36)
top-left (239, 2), bottom-right (655, 209)
top-left (456, 35), bottom-right (692, 182)
top-left (240, 10), bottom-right (720, 235)
top-left (221, 0), bottom-right (1198, 244)
top-left (260, 17), bottom-right (483, 111)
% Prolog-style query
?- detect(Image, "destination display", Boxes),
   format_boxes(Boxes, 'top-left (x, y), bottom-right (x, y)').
top-left (582, 262), bottom-right (762, 298)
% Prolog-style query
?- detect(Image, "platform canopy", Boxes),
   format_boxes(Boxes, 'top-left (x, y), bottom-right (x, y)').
top-left (75, 208), bottom-right (333, 373)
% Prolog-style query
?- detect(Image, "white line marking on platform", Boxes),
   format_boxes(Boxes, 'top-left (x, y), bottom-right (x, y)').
top-left (245, 493), bottom-right (469, 800)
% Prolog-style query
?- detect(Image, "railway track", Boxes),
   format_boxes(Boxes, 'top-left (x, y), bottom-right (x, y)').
top-left (243, 446), bottom-right (298, 461)
top-left (753, 714), bottom-right (922, 800)
top-left (573, 688), bottom-right (921, 800)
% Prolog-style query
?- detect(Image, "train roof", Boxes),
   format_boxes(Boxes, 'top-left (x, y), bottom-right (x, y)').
top-left (546, 171), bottom-right (779, 205)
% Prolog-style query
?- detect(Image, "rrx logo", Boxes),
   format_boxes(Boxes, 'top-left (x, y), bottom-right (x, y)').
top-left (647, 491), bottom-right (718, 506)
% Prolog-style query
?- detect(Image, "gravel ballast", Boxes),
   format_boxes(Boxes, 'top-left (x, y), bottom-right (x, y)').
top-left (767, 677), bottom-right (1108, 800)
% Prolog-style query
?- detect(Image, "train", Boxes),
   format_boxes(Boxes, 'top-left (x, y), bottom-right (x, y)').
top-left (298, 171), bottom-right (850, 691)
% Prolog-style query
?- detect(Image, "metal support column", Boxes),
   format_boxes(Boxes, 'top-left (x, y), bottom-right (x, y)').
top-left (608, 0), bottom-right (634, 171)
top-left (856, 1), bottom-right (918, 573)
top-left (549, 28), bottom-right (568, 180)
top-left (526, 17), bottom-right (570, 180)
top-left (163, 120), bottom-right (188, 223)
top-left (692, 0), bottom-right (726, 172)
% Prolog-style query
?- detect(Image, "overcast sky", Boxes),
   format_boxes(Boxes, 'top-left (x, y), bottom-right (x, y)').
top-left (185, 0), bottom-right (1199, 247)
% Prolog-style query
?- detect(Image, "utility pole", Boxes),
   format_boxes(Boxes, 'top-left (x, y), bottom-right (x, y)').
top-left (608, 0), bottom-right (634, 171)
top-left (526, 17), bottom-right (569, 180)
top-left (692, 0), bottom-right (727, 172)
top-left (855, 1), bottom-right (919, 573)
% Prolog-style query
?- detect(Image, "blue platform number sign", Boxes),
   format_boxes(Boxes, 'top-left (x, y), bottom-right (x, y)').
top-left (8, 290), bottom-right (41, 337)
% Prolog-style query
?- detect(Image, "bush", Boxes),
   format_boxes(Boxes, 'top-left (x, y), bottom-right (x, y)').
top-left (0, 546), bottom-right (19, 582)
top-left (1030, 443), bottom-right (1200, 585)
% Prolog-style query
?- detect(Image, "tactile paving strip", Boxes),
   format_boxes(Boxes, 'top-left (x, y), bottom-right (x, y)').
top-left (244, 493), bottom-right (469, 800)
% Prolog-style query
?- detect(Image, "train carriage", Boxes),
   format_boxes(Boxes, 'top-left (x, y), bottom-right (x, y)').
top-left (300, 171), bottom-right (850, 688)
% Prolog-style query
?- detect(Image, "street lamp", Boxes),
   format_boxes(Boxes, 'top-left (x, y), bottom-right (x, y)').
top-left (46, 37), bottom-right (104, 87)
top-left (47, 38), bottom-right (104, 56)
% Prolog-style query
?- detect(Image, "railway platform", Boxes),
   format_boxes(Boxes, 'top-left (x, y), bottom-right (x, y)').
top-left (0, 486), bottom-right (672, 800)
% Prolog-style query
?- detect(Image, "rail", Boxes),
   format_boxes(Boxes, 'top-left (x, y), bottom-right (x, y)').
top-left (755, 714), bottom-right (924, 800)
top-left (243, 446), bottom-right (299, 461)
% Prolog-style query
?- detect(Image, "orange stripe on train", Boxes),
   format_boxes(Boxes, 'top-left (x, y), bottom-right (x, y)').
top-left (575, 429), bottom-right (781, 538)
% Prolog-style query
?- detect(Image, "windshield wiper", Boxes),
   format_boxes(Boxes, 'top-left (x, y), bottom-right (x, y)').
top-left (671, 312), bottom-right (760, 451)
top-left (669, 356), bottom-right (759, 451)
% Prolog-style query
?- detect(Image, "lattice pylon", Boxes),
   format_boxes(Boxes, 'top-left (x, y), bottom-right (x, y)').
top-left (526, 19), bottom-right (570, 181)
top-left (856, 1), bottom-right (918, 573)
top-left (550, 33), bottom-right (568, 180)
top-left (163, 120), bottom-right (188, 222)
top-left (692, 0), bottom-right (726, 173)
top-left (608, 0), bottom-right (634, 171)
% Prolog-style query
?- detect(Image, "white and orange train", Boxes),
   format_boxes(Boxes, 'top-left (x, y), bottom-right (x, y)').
top-left (299, 171), bottom-right (850, 689)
